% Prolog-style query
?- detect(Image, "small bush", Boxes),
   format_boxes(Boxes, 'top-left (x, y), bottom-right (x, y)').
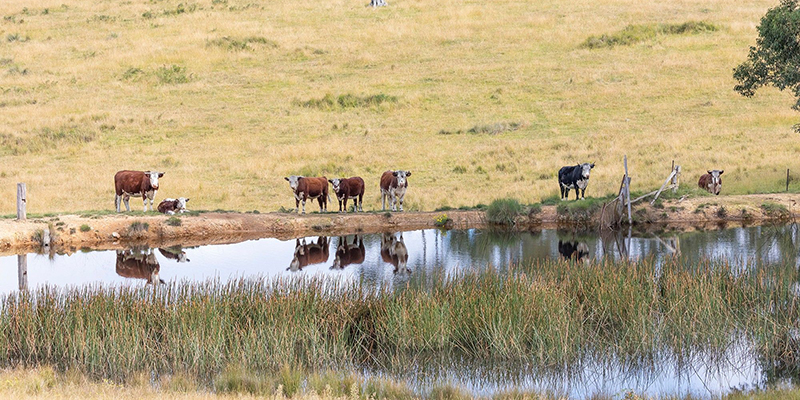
top-left (761, 202), bottom-right (790, 219)
top-left (434, 213), bottom-right (452, 227)
top-left (486, 198), bottom-right (523, 225)
top-left (129, 221), bottom-right (149, 232)
top-left (165, 217), bottom-right (181, 226)
top-left (715, 206), bottom-right (728, 219)
top-left (79, 224), bottom-right (91, 232)
top-left (155, 65), bottom-right (191, 84)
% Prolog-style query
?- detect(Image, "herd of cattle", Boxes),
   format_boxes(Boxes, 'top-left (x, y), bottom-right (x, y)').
top-left (112, 164), bottom-right (725, 215)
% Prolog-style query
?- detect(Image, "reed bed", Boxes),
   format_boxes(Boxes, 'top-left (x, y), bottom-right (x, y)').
top-left (1, 258), bottom-right (799, 384)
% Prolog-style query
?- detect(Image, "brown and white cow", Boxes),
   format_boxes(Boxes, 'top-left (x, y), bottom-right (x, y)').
top-left (331, 235), bottom-right (366, 269)
top-left (380, 170), bottom-right (411, 212)
top-left (115, 248), bottom-right (164, 284)
top-left (284, 176), bottom-right (329, 214)
top-left (115, 170), bottom-right (164, 212)
top-left (328, 177), bottom-right (365, 213)
top-left (157, 197), bottom-right (189, 215)
top-left (288, 236), bottom-right (330, 271)
top-left (380, 232), bottom-right (410, 274)
top-left (698, 170), bottom-right (723, 195)
top-left (158, 246), bottom-right (190, 263)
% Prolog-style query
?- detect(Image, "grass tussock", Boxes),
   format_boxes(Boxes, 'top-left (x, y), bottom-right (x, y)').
top-left (206, 36), bottom-right (279, 51)
top-left (121, 65), bottom-right (191, 85)
top-left (295, 93), bottom-right (398, 110)
top-left (485, 198), bottom-right (524, 225)
top-left (582, 21), bottom-right (718, 48)
top-left (438, 122), bottom-right (525, 136)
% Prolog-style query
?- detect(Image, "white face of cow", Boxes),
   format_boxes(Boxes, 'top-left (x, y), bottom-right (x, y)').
top-left (330, 178), bottom-right (342, 193)
top-left (145, 171), bottom-right (163, 190)
top-left (708, 170), bottom-right (723, 185)
top-left (580, 163), bottom-right (594, 179)
top-left (393, 170), bottom-right (411, 186)
top-left (176, 197), bottom-right (189, 210)
top-left (285, 175), bottom-right (302, 191)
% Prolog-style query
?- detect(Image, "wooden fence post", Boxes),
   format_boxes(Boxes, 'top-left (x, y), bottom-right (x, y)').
top-left (16, 183), bottom-right (26, 221)
top-left (787, 169), bottom-right (791, 192)
top-left (624, 155), bottom-right (632, 225)
top-left (18, 254), bottom-right (27, 291)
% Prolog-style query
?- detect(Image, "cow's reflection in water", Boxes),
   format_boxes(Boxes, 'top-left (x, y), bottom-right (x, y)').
top-left (331, 236), bottom-right (365, 270)
top-left (381, 232), bottom-right (409, 274)
top-left (116, 248), bottom-right (164, 284)
top-left (158, 246), bottom-right (190, 263)
top-left (288, 236), bottom-right (330, 272)
top-left (558, 240), bottom-right (589, 262)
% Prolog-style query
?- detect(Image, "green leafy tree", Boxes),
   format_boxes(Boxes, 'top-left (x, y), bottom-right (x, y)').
top-left (733, 0), bottom-right (800, 130)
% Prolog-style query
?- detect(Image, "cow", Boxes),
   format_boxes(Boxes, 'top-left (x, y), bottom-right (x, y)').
top-left (158, 246), bottom-right (190, 263)
top-left (157, 197), bottom-right (189, 215)
top-left (115, 248), bottom-right (164, 284)
top-left (698, 170), bottom-right (723, 195)
top-left (329, 177), bottom-right (365, 213)
top-left (331, 235), bottom-right (366, 269)
top-left (380, 170), bottom-right (411, 212)
top-left (380, 232), bottom-right (410, 274)
top-left (114, 170), bottom-right (164, 212)
top-left (558, 240), bottom-right (589, 262)
top-left (284, 176), bottom-right (329, 214)
top-left (558, 163), bottom-right (594, 201)
top-left (288, 236), bottom-right (330, 271)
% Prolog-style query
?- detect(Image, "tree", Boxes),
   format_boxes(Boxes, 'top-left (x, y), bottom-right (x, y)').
top-left (733, 0), bottom-right (800, 130)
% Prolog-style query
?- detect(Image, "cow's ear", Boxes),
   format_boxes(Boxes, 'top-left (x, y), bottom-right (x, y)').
top-left (707, 170), bottom-right (712, 175)
top-left (719, 170), bottom-right (724, 175)
top-left (185, 198), bottom-right (190, 202)
top-left (328, 179), bottom-right (333, 184)
top-left (590, 163), bottom-right (595, 169)
top-left (284, 177), bottom-right (290, 181)
top-left (392, 171), bottom-right (398, 177)
top-left (158, 172), bottom-right (164, 178)
top-left (144, 171), bottom-right (151, 176)
top-left (406, 171), bottom-right (411, 176)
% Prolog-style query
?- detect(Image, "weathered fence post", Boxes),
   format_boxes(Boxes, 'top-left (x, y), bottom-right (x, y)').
top-left (787, 169), bottom-right (791, 192)
top-left (624, 155), bottom-right (632, 225)
top-left (18, 254), bottom-right (27, 291)
top-left (16, 183), bottom-right (26, 220)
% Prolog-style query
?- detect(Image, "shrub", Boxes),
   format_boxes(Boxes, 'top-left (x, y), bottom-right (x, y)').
top-left (155, 65), bottom-right (191, 84)
top-left (79, 224), bottom-right (91, 232)
top-left (434, 214), bottom-right (452, 227)
top-left (165, 217), bottom-right (181, 226)
top-left (486, 198), bottom-right (523, 225)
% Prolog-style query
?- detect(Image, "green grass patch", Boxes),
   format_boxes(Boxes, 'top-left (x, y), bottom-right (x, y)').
top-left (438, 121), bottom-right (525, 135)
top-left (761, 202), bottom-right (791, 220)
top-left (485, 198), bottom-right (523, 225)
top-left (79, 224), bottom-right (91, 232)
top-left (0, 125), bottom-right (96, 155)
top-left (581, 21), bottom-right (718, 48)
top-left (295, 93), bottom-right (398, 109)
top-left (165, 216), bottom-right (182, 226)
top-left (206, 36), bottom-right (278, 51)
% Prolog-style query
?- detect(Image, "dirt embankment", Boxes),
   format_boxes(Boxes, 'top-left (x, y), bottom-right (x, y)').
top-left (0, 193), bottom-right (797, 256)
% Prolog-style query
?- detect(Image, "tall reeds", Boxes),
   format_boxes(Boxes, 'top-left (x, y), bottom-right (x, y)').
top-left (1, 257), bottom-right (798, 382)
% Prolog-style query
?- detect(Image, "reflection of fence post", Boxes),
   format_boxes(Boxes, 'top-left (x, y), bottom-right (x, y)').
top-left (788, 169), bottom-right (791, 192)
top-left (18, 254), bottom-right (27, 291)
top-left (17, 183), bottom-right (26, 221)
top-left (624, 156), bottom-right (632, 225)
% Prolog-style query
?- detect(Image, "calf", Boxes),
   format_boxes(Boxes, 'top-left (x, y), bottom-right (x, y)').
top-left (288, 236), bottom-right (330, 271)
top-left (157, 197), bottom-right (189, 215)
top-left (114, 170), bottom-right (164, 212)
top-left (381, 232), bottom-right (410, 274)
top-left (329, 177), bottom-right (365, 213)
top-left (285, 176), bottom-right (329, 214)
top-left (380, 170), bottom-right (411, 212)
top-left (115, 249), bottom-right (164, 284)
top-left (558, 163), bottom-right (594, 201)
top-left (698, 170), bottom-right (723, 195)
top-left (331, 235), bottom-right (366, 269)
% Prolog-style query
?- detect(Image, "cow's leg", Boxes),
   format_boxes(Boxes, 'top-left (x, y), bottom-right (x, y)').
top-left (563, 188), bottom-right (569, 201)
top-left (381, 192), bottom-right (386, 211)
top-left (559, 184), bottom-right (565, 200)
top-left (342, 197), bottom-right (348, 213)
top-left (399, 194), bottom-right (404, 212)
top-left (295, 196), bottom-right (300, 213)
top-left (358, 194), bottom-right (363, 212)
top-left (391, 194), bottom-right (397, 212)
top-left (301, 195), bottom-right (307, 214)
top-left (115, 194), bottom-right (121, 213)
top-left (580, 188), bottom-right (586, 200)
top-left (123, 194), bottom-right (131, 212)
top-left (150, 190), bottom-right (157, 211)
top-left (575, 189), bottom-right (581, 201)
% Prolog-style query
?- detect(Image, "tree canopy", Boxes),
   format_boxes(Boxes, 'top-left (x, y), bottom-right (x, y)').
top-left (733, 0), bottom-right (800, 119)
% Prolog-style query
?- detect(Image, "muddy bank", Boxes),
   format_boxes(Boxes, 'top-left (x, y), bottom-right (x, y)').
top-left (0, 193), bottom-right (797, 256)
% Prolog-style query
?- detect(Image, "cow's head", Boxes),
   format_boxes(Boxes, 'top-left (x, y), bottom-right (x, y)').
top-left (145, 171), bottom-right (164, 190)
top-left (284, 175), bottom-right (303, 191)
top-left (580, 163), bottom-right (594, 179)
top-left (392, 170), bottom-right (411, 186)
top-left (176, 197), bottom-right (189, 211)
top-left (707, 170), bottom-right (723, 195)
top-left (328, 178), bottom-right (342, 193)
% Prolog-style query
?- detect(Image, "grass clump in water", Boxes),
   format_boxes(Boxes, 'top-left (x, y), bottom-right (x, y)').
top-left (582, 21), bottom-right (717, 48)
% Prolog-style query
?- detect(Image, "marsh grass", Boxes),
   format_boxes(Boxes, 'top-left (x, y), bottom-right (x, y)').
top-left (582, 21), bottom-right (718, 48)
top-left (485, 198), bottom-right (523, 225)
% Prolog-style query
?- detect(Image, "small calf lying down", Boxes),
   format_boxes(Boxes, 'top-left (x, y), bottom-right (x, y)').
top-left (157, 197), bottom-right (189, 215)
top-left (698, 170), bottom-right (723, 195)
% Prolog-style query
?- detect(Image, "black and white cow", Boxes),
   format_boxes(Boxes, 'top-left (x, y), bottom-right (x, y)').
top-left (558, 163), bottom-right (594, 201)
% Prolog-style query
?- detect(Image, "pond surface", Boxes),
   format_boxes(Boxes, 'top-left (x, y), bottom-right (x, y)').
top-left (2, 224), bottom-right (799, 399)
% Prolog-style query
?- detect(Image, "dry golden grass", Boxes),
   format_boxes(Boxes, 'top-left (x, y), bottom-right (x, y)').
top-left (0, 0), bottom-right (797, 213)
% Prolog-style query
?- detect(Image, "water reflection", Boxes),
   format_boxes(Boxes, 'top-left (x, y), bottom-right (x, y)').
top-left (288, 236), bottom-right (330, 271)
top-left (557, 240), bottom-right (589, 262)
top-left (115, 248), bottom-right (163, 284)
top-left (332, 235), bottom-right (365, 269)
top-left (381, 232), bottom-right (410, 274)
top-left (158, 246), bottom-right (190, 263)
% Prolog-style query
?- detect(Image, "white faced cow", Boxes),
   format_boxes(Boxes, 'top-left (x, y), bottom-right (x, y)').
top-left (558, 163), bottom-right (594, 201)
top-left (380, 232), bottom-right (410, 274)
top-left (329, 177), bottom-right (365, 213)
top-left (284, 175), bottom-right (329, 214)
top-left (380, 170), bottom-right (411, 212)
top-left (114, 170), bottom-right (164, 212)
top-left (698, 170), bottom-right (723, 195)
top-left (158, 197), bottom-right (189, 215)
top-left (115, 248), bottom-right (164, 285)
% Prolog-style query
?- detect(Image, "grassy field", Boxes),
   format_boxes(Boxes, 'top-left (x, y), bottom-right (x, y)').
top-left (1, 0), bottom-right (799, 214)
